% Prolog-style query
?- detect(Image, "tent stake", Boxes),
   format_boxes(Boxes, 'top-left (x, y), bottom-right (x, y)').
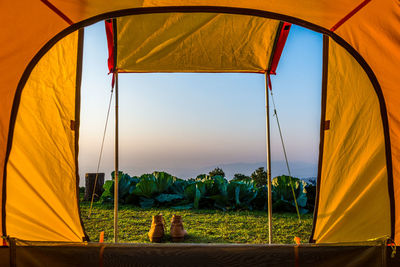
top-left (265, 73), bottom-right (273, 244)
top-left (114, 72), bottom-right (119, 243)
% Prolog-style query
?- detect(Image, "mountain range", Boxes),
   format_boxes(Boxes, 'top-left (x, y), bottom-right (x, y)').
top-left (172, 160), bottom-right (317, 181)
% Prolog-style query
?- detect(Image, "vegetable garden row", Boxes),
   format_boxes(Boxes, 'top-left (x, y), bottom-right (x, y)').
top-left (99, 171), bottom-right (316, 214)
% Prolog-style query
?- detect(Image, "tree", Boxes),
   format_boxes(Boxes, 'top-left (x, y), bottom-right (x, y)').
top-left (209, 167), bottom-right (225, 177)
top-left (251, 167), bottom-right (267, 187)
top-left (232, 173), bottom-right (251, 182)
top-left (195, 174), bottom-right (207, 180)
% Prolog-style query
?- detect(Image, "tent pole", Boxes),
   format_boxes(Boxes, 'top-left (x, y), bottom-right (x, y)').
top-left (114, 72), bottom-right (119, 243)
top-left (265, 73), bottom-right (273, 244)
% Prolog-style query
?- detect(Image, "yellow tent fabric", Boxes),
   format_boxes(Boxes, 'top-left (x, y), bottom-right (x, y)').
top-left (116, 13), bottom-right (280, 73)
top-left (1, 0), bottom-right (399, 243)
top-left (333, 0), bottom-right (400, 242)
top-left (312, 37), bottom-right (390, 243)
top-left (5, 30), bottom-right (85, 242)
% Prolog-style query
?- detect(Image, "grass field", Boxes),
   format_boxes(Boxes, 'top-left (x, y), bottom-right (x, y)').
top-left (80, 201), bottom-right (313, 244)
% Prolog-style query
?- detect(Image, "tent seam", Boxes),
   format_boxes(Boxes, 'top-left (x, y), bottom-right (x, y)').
top-left (309, 35), bottom-right (329, 243)
top-left (74, 29), bottom-right (90, 242)
top-left (330, 0), bottom-right (372, 32)
top-left (40, 0), bottom-right (74, 25)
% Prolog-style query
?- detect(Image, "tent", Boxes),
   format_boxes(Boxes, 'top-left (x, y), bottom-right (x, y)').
top-left (1, 1), bottom-right (399, 265)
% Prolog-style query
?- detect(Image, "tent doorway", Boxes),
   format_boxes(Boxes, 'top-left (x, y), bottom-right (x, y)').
top-left (78, 21), bottom-right (322, 244)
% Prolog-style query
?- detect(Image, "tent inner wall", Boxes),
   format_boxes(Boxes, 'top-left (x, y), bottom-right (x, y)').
top-left (313, 37), bottom-right (390, 243)
top-left (4, 31), bottom-right (85, 242)
top-left (0, 0), bottom-right (398, 244)
top-left (0, 10), bottom-right (392, 244)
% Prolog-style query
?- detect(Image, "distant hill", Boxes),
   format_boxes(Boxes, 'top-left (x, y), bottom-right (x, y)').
top-left (302, 176), bottom-right (317, 185)
top-left (174, 161), bottom-right (317, 180)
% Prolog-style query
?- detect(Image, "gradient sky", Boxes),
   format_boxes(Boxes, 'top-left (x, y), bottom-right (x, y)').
top-left (79, 21), bottom-right (322, 181)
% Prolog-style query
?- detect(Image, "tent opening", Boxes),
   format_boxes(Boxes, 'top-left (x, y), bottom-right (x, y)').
top-left (78, 20), bottom-right (322, 243)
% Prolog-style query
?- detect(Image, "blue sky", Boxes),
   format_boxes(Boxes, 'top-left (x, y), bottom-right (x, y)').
top-left (79, 21), bottom-right (322, 181)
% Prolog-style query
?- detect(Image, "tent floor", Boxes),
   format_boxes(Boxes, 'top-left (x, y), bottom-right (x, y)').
top-left (0, 241), bottom-right (398, 266)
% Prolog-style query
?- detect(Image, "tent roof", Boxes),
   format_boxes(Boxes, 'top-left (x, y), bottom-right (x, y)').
top-left (113, 13), bottom-right (281, 73)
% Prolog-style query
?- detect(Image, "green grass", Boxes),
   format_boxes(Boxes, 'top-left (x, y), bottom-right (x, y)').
top-left (80, 201), bottom-right (313, 244)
